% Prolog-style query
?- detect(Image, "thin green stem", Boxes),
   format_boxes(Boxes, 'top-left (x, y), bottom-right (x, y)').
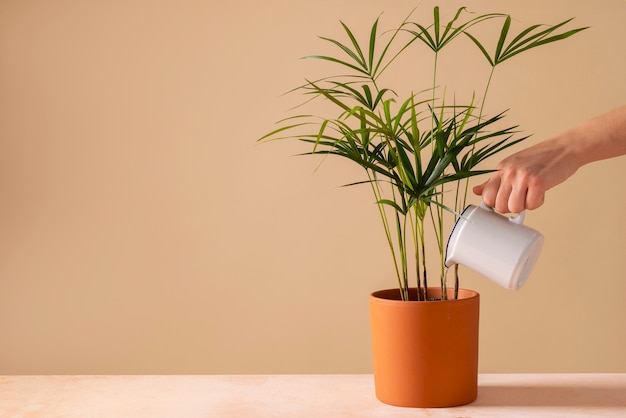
top-left (409, 205), bottom-right (423, 300)
top-left (454, 264), bottom-right (459, 299)
top-left (419, 219), bottom-right (428, 300)
top-left (461, 65), bottom-right (496, 206)
top-left (453, 65), bottom-right (497, 298)
top-left (427, 204), bottom-right (445, 299)
top-left (430, 52), bottom-right (448, 299)
top-left (393, 185), bottom-right (411, 299)
top-left (398, 210), bottom-right (408, 298)
top-left (368, 172), bottom-right (406, 300)
top-left (437, 205), bottom-right (447, 300)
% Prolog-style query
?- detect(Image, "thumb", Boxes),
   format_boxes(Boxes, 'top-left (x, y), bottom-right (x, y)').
top-left (473, 182), bottom-right (486, 195)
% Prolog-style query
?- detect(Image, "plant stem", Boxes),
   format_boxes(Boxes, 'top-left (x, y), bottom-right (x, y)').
top-left (420, 225), bottom-right (428, 300)
top-left (454, 264), bottom-right (459, 299)
top-left (369, 172), bottom-right (407, 300)
top-left (429, 52), bottom-right (449, 300)
top-left (461, 65), bottom-right (496, 205)
top-left (394, 207), bottom-right (409, 299)
top-left (410, 206), bottom-right (423, 300)
top-left (454, 65), bottom-right (497, 298)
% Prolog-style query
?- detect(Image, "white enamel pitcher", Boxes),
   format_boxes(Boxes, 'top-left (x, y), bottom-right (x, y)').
top-left (445, 203), bottom-right (544, 290)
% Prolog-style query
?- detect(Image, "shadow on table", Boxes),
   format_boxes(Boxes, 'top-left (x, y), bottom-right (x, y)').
top-left (474, 384), bottom-right (626, 408)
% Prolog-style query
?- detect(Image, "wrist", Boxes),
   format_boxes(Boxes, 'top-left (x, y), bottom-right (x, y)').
top-left (550, 128), bottom-right (589, 169)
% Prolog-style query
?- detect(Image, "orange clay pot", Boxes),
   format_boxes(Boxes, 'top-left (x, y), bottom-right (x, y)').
top-left (369, 287), bottom-right (480, 408)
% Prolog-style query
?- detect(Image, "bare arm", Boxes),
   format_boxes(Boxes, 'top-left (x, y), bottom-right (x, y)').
top-left (474, 104), bottom-right (626, 213)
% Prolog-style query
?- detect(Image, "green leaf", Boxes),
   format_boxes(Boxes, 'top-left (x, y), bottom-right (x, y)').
top-left (340, 21), bottom-right (368, 71)
top-left (502, 18), bottom-right (576, 57)
top-left (368, 18), bottom-right (378, 73)
top-left (494, 15), bottom-right (512, 63)
top-left (257, 120), bottom-right (311, 142)
top-left (312, 119), bottom-right (330, 153)
top-left (500, 23), bottom-right (543, 56)
top-left (433, 6), bottom-right (441, 45)
top-left (407, 8), bottom-right (504, 52)
top-left (303, 54), bottom-right (368, 75)
top-left (409, 23), bottom-right (437, 51)
top-left (362, 84), bottom-right (374, 109)
top-left (465, 16), bottom-right (587, 67)
top-left (378, 199), bottom-right (406, 214)
top-left (500, 27), bottom-right (588, 62)
top-left (464, 31), bottom-right (494, 66)
top-left (440, 7), bottom-right (465, 41)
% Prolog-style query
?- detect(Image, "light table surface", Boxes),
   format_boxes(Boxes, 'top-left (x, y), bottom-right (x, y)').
top-left (1, 374), bottom-right (625, 417)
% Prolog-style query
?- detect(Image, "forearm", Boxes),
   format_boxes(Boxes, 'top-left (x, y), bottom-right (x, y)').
top-left (560, 104), bottom-right (626, 168)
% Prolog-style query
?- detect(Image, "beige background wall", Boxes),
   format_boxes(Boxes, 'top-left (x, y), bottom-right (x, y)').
top-left (1, 0), bottom-right (625, 374)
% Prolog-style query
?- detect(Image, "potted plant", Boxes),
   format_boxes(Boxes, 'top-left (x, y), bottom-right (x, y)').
top-left (260, 6), bottom-right (586, 408)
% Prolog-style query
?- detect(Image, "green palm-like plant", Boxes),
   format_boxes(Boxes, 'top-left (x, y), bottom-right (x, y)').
top-left (260, 7), bottom-right (587, 301)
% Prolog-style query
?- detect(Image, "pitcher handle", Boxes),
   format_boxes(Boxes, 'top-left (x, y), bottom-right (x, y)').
top-left (479, 201), bottom-right (525, 225)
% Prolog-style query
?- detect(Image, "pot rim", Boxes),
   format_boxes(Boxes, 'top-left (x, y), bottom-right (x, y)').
top-left (370, 287), bottom-right (479, 304)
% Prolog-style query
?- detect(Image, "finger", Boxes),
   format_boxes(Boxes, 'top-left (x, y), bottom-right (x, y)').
top-left (507, 185), bottom-right (528, 213)
top-left (494, 181), bottom-right (513, 213)
top-left (480, 177), bottom-right (500, 209)
top-left (473, 182), bottom-right (486, 195)
top-left (525, 187), bottom-right (545, 210)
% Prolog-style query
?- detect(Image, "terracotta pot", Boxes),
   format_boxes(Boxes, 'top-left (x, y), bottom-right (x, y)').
top-left (369, 287), bottom-right (480, 408)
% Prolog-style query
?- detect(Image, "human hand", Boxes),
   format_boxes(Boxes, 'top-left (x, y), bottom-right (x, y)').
top-left (473, 105), bottom-right (626, 213)
top-left (473, 136), bottom-right (581, 213)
